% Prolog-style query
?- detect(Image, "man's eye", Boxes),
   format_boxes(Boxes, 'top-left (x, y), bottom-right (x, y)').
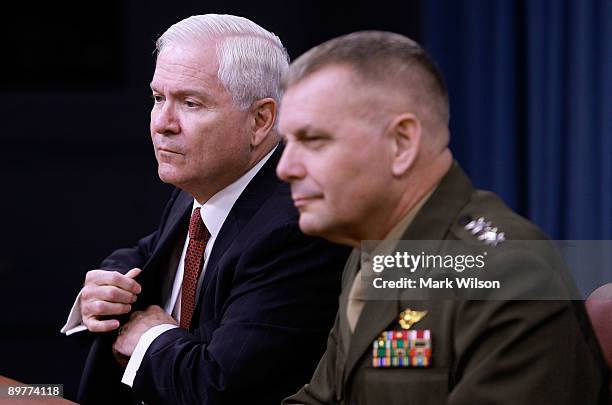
top-left (152, 95), bottom-right (163, 103)
top-left (185, 100), bottom-right (199, 108)
top-left (300, 136), bottom-right (328, 149)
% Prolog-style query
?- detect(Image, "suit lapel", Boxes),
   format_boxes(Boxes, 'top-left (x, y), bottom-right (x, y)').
top-left (343, 163), bottom-right (475, 383)
top-left (136, 191), bottom-right (192, 307)
top-left (152, 191), bottom-right (193, 258)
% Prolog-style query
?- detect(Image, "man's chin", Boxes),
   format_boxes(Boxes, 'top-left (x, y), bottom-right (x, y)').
top-left (157, 170), bottom-right (173, 184)
top-left (298, 215), bottom-right (329, 238)
top-left (298, 215), bottom-right (354, 247)
top-left (157, 168), bottom-right (185, 187)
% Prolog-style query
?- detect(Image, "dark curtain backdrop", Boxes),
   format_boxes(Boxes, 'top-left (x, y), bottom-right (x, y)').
top-left (423, 0), bottom-right (612, 291)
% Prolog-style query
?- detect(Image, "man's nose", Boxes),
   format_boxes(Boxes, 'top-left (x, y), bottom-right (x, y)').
top-left (151, 103), bottom-right (180, 135)
top-left (276, 142), bottom-right (306, 182)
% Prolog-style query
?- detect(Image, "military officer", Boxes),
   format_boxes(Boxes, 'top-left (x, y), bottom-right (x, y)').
top-left (276, 31), bottom-right (609, 404)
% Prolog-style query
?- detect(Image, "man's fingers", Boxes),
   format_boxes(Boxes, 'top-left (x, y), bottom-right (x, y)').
top-left (81, 285), bottom-right (138, 304)
top-left (83, 300), bottom-right (132, 317)
top-left (84, 318), bottom-right (120, 333)
top-left (104, 272), bottom-right (141, 294)
top-left (85, 270), bottom-right (142, 294)
top-left (112, 345), bottom-right (129, 367)
top-left (125, 267), bottom-right (142, 279)
top-left (99, 285), bottom-right (138, 304)
top-left (80, 269), bottom-right (142, 323)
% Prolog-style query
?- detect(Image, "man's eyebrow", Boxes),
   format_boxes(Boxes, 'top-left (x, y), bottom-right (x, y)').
top-left (294, 126), bottom-right (330, 138)
top-left (149, 84), bottom-right (209, 98)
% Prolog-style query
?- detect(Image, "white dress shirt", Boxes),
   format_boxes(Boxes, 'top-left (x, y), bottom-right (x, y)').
top-left (61, 147), bottom-right (276, 387)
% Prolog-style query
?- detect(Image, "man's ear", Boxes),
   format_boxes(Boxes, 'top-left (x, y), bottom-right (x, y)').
top-left (250, 98), bottom-right (277, 147)
top-left (389, 113), bottom-right (421, 176)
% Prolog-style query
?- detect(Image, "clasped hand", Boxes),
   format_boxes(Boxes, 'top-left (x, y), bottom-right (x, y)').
top-left (79, 267), bottom-right (178, 366)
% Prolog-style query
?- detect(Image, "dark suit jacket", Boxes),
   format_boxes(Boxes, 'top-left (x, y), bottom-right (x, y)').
top-left (77, 147), bottom-right (351, 405)
top-left (285, 163), bottom-right (609, 405)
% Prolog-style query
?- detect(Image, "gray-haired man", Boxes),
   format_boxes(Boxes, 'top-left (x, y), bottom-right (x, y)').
top-left (62, 14), bottom-right (350, 405)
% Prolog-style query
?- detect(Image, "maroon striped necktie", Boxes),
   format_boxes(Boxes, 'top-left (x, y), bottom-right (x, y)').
top-left (180, 207), bottom-right (211, 329)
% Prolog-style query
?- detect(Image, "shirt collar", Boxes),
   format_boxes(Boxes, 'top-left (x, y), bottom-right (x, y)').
top-left (368, 185), bottom-right (437, 258)
top-left (191, 146), bottom-right (277, 238)
top-left (384, 187), bottom-right (435, 241)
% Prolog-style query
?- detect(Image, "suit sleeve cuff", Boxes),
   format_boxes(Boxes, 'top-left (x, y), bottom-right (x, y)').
top-left (121, 324), bottom-right (179, 387)
top-left (60, 289), bottom-right (88, 335)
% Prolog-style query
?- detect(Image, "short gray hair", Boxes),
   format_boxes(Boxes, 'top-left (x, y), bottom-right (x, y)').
top-left (156, 14), bottom-right (289, 111)
top-left (284, 31), bottom-right (450, 127)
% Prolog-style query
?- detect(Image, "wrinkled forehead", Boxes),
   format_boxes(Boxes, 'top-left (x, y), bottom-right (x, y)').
top-left (156, 39), bottom-right (220, 73)
top-left (156, 35), bottom-right (220, 61)
top-left (151, 41), bottom-right (223, 90)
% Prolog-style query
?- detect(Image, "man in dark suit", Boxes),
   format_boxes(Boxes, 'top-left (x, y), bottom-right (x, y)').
top-left (276, 31), bottom-right (609, 404)
top-left (61, 14), bottom-right (350, 404)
